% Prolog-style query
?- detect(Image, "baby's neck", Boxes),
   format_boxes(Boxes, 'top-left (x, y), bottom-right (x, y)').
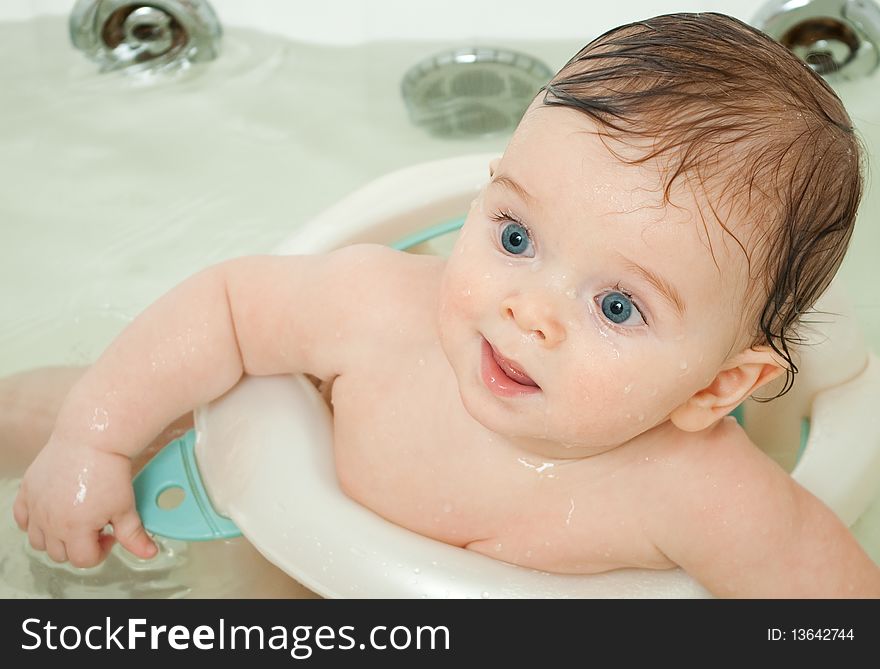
top-left (490, 418), bottom-right (673, 462)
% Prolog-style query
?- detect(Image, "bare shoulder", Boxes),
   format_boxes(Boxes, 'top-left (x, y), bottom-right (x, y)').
top-left (645, 416), bottom-right (792, 518)
top-left (315, 244), bottom-right (446, 370)
top-left (640, 417), bottom-right (880, 596)
top-left (664, 416), bottom-right (777, 476)
top-left (333, 243), bottom-right (445, 299)
top-left (327, 243), bottom-right (445, 333)
top-left (639, 418), bottom-right (801, 589)
top-left (222, 243), bottom-right (444, 381)
top-left (637, 416), bottom-right (797, 555)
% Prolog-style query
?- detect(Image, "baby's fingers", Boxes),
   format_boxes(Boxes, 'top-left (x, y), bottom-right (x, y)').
top-left (27, 524), bottom-right (45, 552)
top-left (12, 488), bottom-right (28, 531)
top-left (45, 537), bottom-right (68, 564)
top-left (66, 532), bottom-right (115, 569)
top-left (112, 509), bottom-right (157, 560)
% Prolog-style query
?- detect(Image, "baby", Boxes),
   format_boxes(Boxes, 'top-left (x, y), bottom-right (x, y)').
top-left (10, 12), bottom-right (880, 597)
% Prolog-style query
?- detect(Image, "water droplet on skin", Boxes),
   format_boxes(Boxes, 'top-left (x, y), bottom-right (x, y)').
top-left (89, 407), bottom-right (110, 432)
top-left (73, 467), bottom-right (88, 506)
top-left (418, 358), bottom-right (425, 366)
top-left (494, 543), bottom-right (503, 552)
top-left (623, 383), bottom-right (633, 394)
top-left (680, 360), bottom-right (688, 370)
top-left (565, 287), bottom-right (577, 299)
top-left (611, 349), bottom-right (620, 360)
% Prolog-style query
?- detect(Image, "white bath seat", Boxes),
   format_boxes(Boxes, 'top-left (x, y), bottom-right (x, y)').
top-left (193, 154), bottom-right (880, 598)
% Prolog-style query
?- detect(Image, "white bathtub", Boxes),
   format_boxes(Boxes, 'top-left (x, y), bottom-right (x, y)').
top-left (0, 0), bottom-right (877, 597)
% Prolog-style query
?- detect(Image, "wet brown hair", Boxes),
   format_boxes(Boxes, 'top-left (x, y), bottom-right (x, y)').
top-left (540, 12), bottom-right (865, 399)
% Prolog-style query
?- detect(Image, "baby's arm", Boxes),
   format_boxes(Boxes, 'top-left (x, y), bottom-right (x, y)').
top-left (13, 244), bottom-right (399, 567)
top-left (645, 418), bottom-right (880, 597)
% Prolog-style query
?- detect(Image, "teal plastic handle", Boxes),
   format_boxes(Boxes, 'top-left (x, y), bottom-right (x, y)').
top-left (133, 429), bottom-right (241, 541)
top-left (390, 216), bottom-right (465, 251)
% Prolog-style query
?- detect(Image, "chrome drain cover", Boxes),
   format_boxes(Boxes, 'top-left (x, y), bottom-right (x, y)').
top-left (401, 47), bottom-right (553, 138)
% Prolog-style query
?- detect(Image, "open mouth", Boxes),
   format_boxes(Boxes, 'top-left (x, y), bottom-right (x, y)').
top-left (480, 336), bottom-right (541, 397)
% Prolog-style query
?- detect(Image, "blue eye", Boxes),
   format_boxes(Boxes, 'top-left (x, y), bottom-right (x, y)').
top-left (500, 222), bottom-right (533, 256)
top-left (601, 291), bottom-right (635, 324)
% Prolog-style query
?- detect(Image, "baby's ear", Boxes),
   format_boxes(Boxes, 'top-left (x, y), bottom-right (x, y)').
top-left (488, 157), bottom-right (501, 178)
top-left (669, 345), bottom-right (786, 432)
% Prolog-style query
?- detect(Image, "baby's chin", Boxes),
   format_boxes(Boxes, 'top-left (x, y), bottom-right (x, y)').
top-left (454, 379), bottom-right (541, 439)
top-left (456, 384), bottom-right (646, 459)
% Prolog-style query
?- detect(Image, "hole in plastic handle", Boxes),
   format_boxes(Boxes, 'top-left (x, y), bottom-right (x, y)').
top-left (133, 429), bottom-right (241, 541)
top-left (156, 485), bottom-right (185, 510)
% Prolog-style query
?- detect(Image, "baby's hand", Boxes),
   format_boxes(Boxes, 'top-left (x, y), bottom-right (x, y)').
top-left (12, 438), bottom-right (157, 568)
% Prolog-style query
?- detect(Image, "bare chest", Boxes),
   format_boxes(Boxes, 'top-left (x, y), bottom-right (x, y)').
top-left (322, 338), bottom-right (673, 574)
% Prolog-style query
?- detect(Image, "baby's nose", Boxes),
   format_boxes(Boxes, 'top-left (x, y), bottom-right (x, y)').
top-left (500, 293), bottom-right (567, 346)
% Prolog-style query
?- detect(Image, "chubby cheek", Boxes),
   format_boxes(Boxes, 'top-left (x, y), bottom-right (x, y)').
top-left (438, 230), bottom-right (499, 332)
top-left (555, 340), bottom-right (698, 444)
top-left (552, 354), bottom-right (650, 443)
top-left (438, 266), bottom-right (478, 325)
top-left (618, 347), bottom-right (724, 434)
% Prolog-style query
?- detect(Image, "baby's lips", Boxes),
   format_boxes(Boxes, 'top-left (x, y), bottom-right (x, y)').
top-left (491, 345), bottom-right (539, 387)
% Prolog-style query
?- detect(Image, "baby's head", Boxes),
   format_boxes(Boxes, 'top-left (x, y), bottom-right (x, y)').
top-left (438, 13), bottom-right (863, 455)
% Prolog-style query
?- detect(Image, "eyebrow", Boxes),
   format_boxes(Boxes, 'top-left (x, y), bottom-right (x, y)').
top-left (617, 255), bottom-right (687, 321)
top-left (490, 173), bottom-right (536, 206)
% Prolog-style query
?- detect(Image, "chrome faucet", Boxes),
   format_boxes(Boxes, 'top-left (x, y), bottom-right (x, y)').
top-left (69, 0), bottom-right (222, 74)
top-left (753, 0), bottom-right (880, 80)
